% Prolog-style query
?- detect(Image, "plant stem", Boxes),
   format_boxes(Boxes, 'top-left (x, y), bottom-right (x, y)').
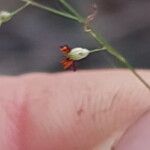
top-left (59, 0), bottom-right (84, 23)
top-left (87, 28), bottom-right (150, 90)
top-left (21, 0), bottom-right (79, 22)
top-left (90, 47), bottom-right (106, 53)
top-left (11, 2), bottom-right (30, 16)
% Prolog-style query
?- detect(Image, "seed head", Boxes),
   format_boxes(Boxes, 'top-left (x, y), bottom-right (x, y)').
top-left (0, 11), bottom-right (12, 27)
top-left (68, 47), bottom-right (90, 60)
top-left (60, 45), bottom-right (90, 71)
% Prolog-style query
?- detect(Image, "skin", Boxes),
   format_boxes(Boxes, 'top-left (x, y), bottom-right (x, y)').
top-left (0, 69), bottom-right (149, 150)
top-left (114, 110), bottom-right (150, 150)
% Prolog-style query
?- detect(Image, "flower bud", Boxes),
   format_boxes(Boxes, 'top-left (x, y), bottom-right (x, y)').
top-left (68, 47), bottom-right (90, 60)
top-left (0, 11), bottom-right (12, 27)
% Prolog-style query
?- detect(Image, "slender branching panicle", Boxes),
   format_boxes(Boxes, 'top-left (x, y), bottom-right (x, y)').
top-left (0, 0), bottom-right (150, 90)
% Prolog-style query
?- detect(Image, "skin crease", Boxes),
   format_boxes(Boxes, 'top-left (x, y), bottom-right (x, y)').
top-left (0, 69), bottom-right (149, 150)
top-left (114, 110), bottom-right (150, 150)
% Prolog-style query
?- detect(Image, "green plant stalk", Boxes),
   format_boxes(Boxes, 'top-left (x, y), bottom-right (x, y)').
top-left (90, 47), bottom-right (106, 53)
top-left (88, 29), bottom-right (150, 90)
top-left (21, 0), bottom-right (79, 22)
top-left (59, 0), bottom-right (84, 23)
top-left (11, 2), bottom-right (30, 16)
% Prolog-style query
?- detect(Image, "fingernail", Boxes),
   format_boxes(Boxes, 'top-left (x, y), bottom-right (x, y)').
top-left (114, 110), bottom-right (150, 150)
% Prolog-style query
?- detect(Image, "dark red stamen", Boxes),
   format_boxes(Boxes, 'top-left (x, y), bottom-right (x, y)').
top-left (60, 45), bottom-right (71, 54)
top-left (61, 58), bottom-right (74, 70)
top-left (71, 62), bottom-right (76, 71)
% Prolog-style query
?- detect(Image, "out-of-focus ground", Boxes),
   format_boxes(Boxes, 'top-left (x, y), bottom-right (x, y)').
top-left (0, 0), bottom-right (150, 75)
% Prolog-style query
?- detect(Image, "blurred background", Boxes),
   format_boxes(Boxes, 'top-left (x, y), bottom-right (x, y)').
top-left (0, 0), bottom-right (150, 75)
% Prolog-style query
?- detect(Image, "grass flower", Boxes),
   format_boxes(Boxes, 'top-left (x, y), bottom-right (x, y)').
top-left (0, 11), bottom-right (12, 27)
top-left (60, 45), bottom-right (90, 71)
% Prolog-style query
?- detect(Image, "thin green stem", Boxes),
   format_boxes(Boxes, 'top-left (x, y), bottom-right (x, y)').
top-left (11, 2), bottom-right (30, 16)
top-left (59, 0), bottom-right (84, 23)
top-left (90, 47), bottom-right (106, 53)
top-left (87, 28), bottom-right (150, 90)
top-left (21, 0), bottom-right (79, 22)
